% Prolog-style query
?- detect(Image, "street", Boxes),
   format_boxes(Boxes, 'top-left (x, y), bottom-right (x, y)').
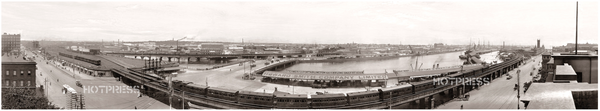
top-left (436, 55), bottom-right (543, 109)
top-left (28, 50), bottom-right (169, 109)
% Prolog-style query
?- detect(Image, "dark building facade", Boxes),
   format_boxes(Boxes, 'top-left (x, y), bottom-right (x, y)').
top-left (2, 55), bottom-right (37, 89)
top-left (33, 41), bottom-right (40, 49)
top-left (2, 33), bottom-right (21, 54)
top-left (551, 55), bottom-right (598, 83)
top-left (195, 43), bottom-right (224, 54)
top-left (537, 39), bottom-right (540, 48)
top-left (434, 43), bottom-right (444, 48)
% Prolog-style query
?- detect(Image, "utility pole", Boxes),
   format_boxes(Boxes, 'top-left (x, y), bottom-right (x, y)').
top-left (389, 92), bottom-right (392, 109)
top-left (182, 91), bottom-right (185, 109)
top-left (517, 68), bottom-right (521, 110)
top-left (169, 74), bottom-right (173, 110)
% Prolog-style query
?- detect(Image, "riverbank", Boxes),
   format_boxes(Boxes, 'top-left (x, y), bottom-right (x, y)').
top-left (302, 50), bottom-right (464, 63)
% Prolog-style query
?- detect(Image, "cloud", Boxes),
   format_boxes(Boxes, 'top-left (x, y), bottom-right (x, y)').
top-left (115, 4), bottom-right (139, 11)
top-left (1, 2), bottom-right (597, 46)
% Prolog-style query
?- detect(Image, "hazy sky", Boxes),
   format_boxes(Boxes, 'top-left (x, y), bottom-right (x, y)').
top-left (2, 1), bottom-right (598, 47)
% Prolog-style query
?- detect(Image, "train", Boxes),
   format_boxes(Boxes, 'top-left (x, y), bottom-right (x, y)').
top-left (167, 75), bottom-right (457, 109)
top-left (59, 52), bottom-right (101, 65)
top-left (117, 55), bottom-right (522, 109)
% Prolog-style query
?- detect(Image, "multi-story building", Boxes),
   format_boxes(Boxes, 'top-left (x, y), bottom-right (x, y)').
top-left (32, 41), bottom-right (40, 49)
top-left (541, 50), bottom-right (598, 83)
top-left (196, 43), bottom-right (224, 54)
top-left (551, 54), bottom-right (598, 83)
top-left (2, 55), bottom-right (37, 89)
top-left (2, 33), bottom-right (21, 54)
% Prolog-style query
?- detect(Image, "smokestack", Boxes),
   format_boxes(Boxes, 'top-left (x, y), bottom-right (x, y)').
top-left (575, 1), bottom-right (579, 54)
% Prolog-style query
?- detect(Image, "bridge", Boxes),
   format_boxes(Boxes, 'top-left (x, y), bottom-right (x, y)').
top-left (105, 51), bottom-right (525, 109)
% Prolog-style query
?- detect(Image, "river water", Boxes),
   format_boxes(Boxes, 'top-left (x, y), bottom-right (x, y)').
top-left (284, 51), bottom-right (501, 73)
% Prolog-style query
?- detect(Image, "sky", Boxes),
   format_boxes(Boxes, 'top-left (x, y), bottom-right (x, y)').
top-left (1, 1), bottom-right (598, 47)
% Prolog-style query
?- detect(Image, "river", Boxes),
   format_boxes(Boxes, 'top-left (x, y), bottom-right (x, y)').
top-left (283, 51), bottom-right (501, 73)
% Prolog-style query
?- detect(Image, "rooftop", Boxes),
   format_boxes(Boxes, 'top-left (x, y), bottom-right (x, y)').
top-left (555, 64), bottom-right (577, 76)
top-left (310, 93), bottom-right (346, 98)
top-left (542, 52), bottom-right (552, 55)
top-left (521, 83), bottom-right (597, 109)
top-left (238, 91), bottom-right (273, 97)
top-left (1, 55), bottom-right (36, 64)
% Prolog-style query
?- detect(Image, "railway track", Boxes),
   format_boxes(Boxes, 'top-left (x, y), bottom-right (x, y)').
top-left (109, 54), bottom-right (524, 109)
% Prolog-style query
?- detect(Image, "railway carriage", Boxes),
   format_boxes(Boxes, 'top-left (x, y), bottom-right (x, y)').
top-left (346, 90), bottom-right (380, 105)
top-left (207, 87), bottom-right (239, 101)
top-left (411, 79), bottom-right (436, 94)
top-left (237, 91), bottom-right (275, 108)
top-left (273, 91), bottom-right (309, 109)
top-left (378, 84), bottom-right (413, 102)
top-left (309, 93), bottom-right (348, 108)
top-left (184, 83), bottom-right (209, 96)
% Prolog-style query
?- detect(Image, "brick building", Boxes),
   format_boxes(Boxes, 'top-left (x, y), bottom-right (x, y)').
top-left (2, 55), bottom-right (37, 89)
top-left (2, 33), bottom-right (21, 54)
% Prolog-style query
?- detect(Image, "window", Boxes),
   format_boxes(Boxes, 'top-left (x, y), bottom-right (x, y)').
top-left (20, 81), bottom-right (23, 86)
top-left (5, 71), bottom-right (8, 75)
top-left (13, 71), bottom-right (16, 75)
top-left (5, 81), bottom-right (8, 86)
top-left (12, 81), bottom-right (16, 87)
top-left (28, 71), bottom-right (31, 75)
top-left (28, 81), bottom-right (31, 86)
top-left (20, 71), bottom-right (24, 75)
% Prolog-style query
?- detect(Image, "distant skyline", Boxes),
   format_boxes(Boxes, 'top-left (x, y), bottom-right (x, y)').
top-left (2, 1), bottom-right (598, 47)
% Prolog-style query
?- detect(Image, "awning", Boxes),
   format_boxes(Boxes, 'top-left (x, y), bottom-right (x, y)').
top-left (263, 71), bottom-right (387, 81)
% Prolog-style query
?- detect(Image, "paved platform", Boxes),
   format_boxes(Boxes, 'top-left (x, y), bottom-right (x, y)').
top-left (521, 83), bottom-right (597, 109)
top-left (174, 59), bottom-right (441, 95)
top-left (436, 55), bottom-right (543, 109)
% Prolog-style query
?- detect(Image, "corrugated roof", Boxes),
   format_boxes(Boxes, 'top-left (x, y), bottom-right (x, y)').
top-left (380, 84), bottom-right (413, 92)
top-left (239, 91), bottom-right (273, 97)
top-left (209, 87), bottom-right (238, 93)
top-left (346, 90), bottom-right (379, 96)
top-left (310, 93), bottom-right (346, 99)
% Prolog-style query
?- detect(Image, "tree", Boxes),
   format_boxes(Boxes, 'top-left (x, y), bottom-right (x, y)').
top-left (2, 88), bottom-right (59, 109)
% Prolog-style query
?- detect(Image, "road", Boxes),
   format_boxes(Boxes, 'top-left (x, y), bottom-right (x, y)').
top-left (27, 50), bottom-right (169, 109)
top-left (436, 55), bottom-right (542, 109)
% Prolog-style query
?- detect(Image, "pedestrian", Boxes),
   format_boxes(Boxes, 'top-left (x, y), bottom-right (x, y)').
top-left (461, 105), bottom-right (463, 109)
top-left (135, 106), bottom-right (137, 110)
